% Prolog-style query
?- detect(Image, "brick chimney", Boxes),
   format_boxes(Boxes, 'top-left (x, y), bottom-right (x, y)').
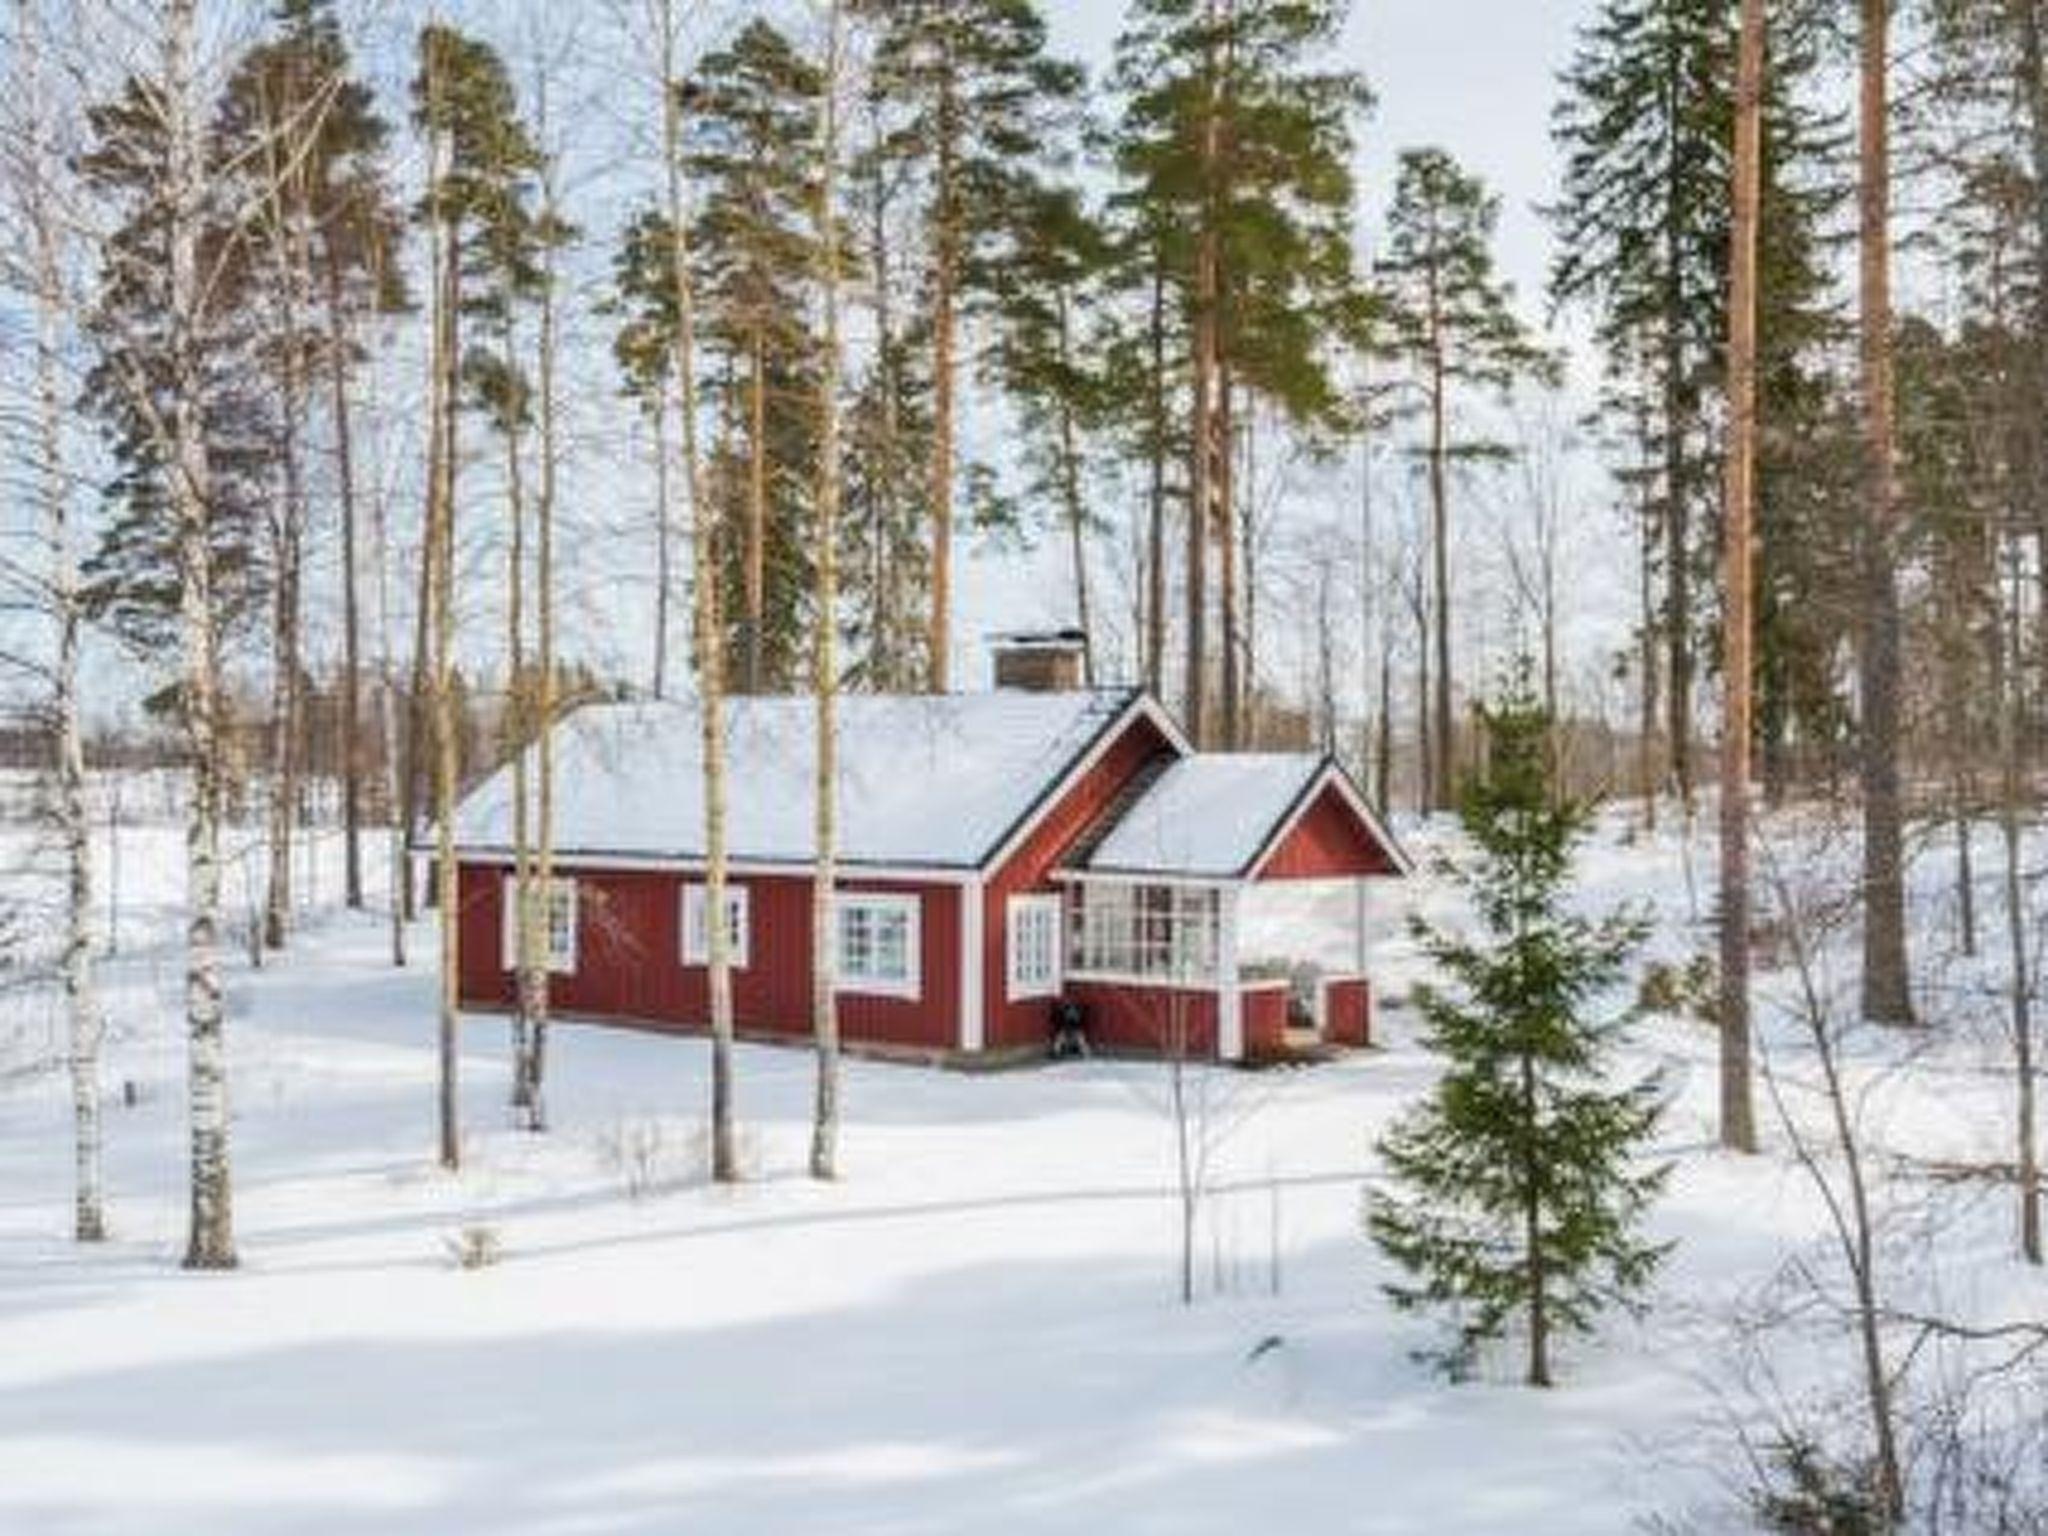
top-left (989, 629), bottom-right (1088, 692)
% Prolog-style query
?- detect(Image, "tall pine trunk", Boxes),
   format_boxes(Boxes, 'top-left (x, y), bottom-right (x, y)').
top-left (1219, 373), bottom-right (1241, 747)
top-left (1186, 6), bottom-right (1221, 746)
top-left (1054, 287), bottom-right (1095, 686)
top-left (1427, 283), bottom-right (1452, 810)
top-left (263, 350), bottom-right (305, 953)
top-left (1146, 262), bottom-right (1168, 699)
top-left (1717, 0), bottom-right (1764, 1156)
top-left (1858, 0), bottom-right (1912, 1026)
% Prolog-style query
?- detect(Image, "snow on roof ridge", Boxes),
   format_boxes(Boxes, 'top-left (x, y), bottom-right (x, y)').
top-left (453, 685), bottom-right (1144, 870)
top-left (1077, 751), bottom-right (1330, 879)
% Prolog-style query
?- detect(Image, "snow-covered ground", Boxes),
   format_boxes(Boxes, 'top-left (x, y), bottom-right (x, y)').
top-left (0, 805), bottom-right (2040, 1533)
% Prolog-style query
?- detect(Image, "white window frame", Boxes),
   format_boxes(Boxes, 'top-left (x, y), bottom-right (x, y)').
top-left (681, 882), bottom-right (751, 969)
top-left (835, 892), bottom-right (921, 999)
top-left (502, 874), bottom-right (578, 974)
top-left (1067, 881), bottom-right (1221, 986)
top-left (1006, 893), bottom-right (1062, 1002)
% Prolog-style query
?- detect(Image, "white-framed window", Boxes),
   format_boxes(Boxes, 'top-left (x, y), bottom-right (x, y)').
top-left (1069, 882), bottom-right (1219, 984)
top-left (681, 883), bottom-right (751, 969)
top-left (502, 874), bottom-right (578, 974)
top-left (835, 892), bottom-right (921, 998)
top-left (1007, 893), bottom-right (1062, 1001)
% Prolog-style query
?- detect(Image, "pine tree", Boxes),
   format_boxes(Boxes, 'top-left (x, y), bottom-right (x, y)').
top-left (988, 184), bottom-right (1115, 681)
top-left (686, 19), bottom-right (825, 695)
top-left (412, 22), bottom-right (537, 1169)
top-left (1375, 147), bottom-right (1554, 810)
top-left (1855, 0), bottom-right (1911, 1025)
top-left (1551, 0), bottom-right (1842, 812)
top-left (77, 78), bottom-right (272, 664)
top-left (1109, 0), bottom-right (1373, 743)
top-left (841, 103), bottom-right (935, 691)
top-left (610, 207), bottom-right (684, 698)
top-left (1369, 671), bottom-right (1667, 1386)
top-left (850, 0), bottom-right (1081, 692)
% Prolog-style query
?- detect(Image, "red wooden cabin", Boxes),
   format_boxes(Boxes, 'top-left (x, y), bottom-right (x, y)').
top-left (448, 640), bottom-right (1408, 1065)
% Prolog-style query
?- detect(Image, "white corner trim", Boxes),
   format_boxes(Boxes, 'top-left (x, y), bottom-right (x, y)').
top-left (1217, 886), bottom-right (1244, 1061)
top-left (960, 880), bottom-right (986, 1052)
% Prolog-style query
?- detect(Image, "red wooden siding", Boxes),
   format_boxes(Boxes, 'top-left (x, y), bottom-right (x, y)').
top-left (1063, 979), bottom-right (1219, 1058)
top-left (982, 712), bottom-right (1177, 1050)
top-left (1258, 783), bottom-right (1401, 881)
top-left (1324, 976), bottom-right (1372, 1048)
top-left (457, 862), bottom-right (960, 1052)
top-left (1241, 982), bottom-right (1290, 1059)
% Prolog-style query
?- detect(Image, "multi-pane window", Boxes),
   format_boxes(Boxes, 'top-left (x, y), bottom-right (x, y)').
top-left (681, 883), bottom-right (751, 969)
top-left (1068, 883), bottom-right (1219, 983)
top-left (1007, 894), bottom-right (1062, 1001)
top-left (501, 875), bottom-right (578, 973)
top-left (836, 893), bottom-right (920, 997)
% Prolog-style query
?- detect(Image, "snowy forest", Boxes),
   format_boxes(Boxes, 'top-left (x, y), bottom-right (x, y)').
top-left (1, 0), bottom-right (2046, 1531)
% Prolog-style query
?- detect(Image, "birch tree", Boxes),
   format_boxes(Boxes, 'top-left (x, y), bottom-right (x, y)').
top-left (643, 0), bottom-right (739, 1183)
top-left (810, 0), bottom-right (845, 1182)
top-left (3, 0), bottom-right (107, 1242)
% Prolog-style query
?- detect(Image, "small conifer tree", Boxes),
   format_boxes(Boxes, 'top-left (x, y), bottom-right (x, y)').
top-left (1368, 667), bottom-right (1668, 1387)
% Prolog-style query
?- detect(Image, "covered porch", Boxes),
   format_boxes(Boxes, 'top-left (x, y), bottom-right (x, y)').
top-left (1051, 754), bottom-right (1408, 1063)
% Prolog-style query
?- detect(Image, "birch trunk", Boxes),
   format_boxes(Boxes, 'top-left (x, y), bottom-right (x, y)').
top-left (1992, 543), bottom-right (2042, 1264)
top-left (652, 376), bottom-right (673, 698)
top-left (423, 66), bottom-right (462, 1173)
top-left (164, 0), bottom-right (236, 1267)
top-left (504, 310), bottom-right (535, 1116)
top-left (810, 0), bottom-right (845, 1182)
top-left (523, 116), bottom-right (564, 1136)
top-left (1717, 0), bottom-right (1764, 1156)
top-left (326, 240), bottom-right (366, 910)
top-left (657, 0), bottom-right (737, 1181)
top-left (24, 1), bottom-right (106, 1241)
top-left (744, 331), bottom-right (766, 694)
top-left (927, 61), bottom-right (958, 695)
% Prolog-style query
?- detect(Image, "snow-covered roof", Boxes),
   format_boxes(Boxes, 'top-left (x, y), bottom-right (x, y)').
top-left (1075, 754), bottom-right (1329, 880)
top-left (451, 689), bottom-right (1147, 872)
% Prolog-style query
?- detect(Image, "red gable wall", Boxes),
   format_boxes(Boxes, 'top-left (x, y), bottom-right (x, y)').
top-left (981, 709), bottom-right (1178, 1051)
top-left (1255, 782), bottom-right (1400, 881)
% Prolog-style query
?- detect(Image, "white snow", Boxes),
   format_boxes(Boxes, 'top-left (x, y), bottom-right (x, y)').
top-left (1079, 754), bottom-right (1324, 879)
top-left (0, 799), bottom-right (2042, 1532)
top-left (452, 690), bottom-right (1142, 870)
